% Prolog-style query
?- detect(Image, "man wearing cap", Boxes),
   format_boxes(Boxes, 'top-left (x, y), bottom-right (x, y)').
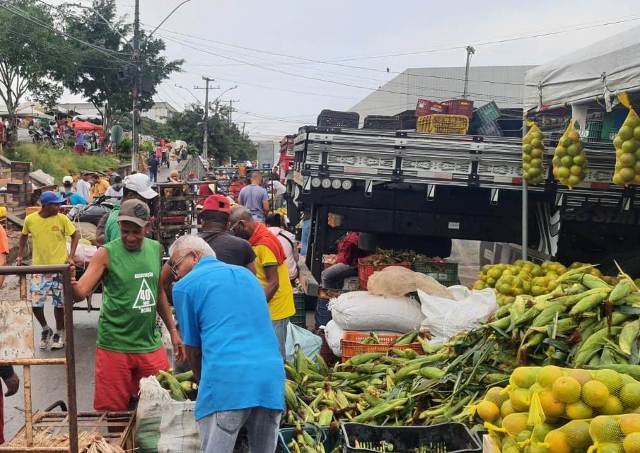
top-left (17, 191), bottom-right (80, 350)
top-left (60, 176), bottom-right (87, 206)
top-left (159, 194), bottom-right (255, 311)
top-left (76, 172), bottom-right (92, 202)
top-left (72, 199), bottom-right (183, 412)
top-left (96, 173), bottom-right (157, 245)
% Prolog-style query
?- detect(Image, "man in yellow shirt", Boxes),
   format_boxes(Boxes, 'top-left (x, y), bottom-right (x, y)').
top-left (17, 191), bottom-right (79, 350)
top-left (90, 173), bottom-right (110, 199)
top-left (229, 206), bottom-right (295, 359)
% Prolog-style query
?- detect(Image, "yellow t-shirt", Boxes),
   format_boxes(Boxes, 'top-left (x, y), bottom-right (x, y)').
top-left (91, 178), bottom-right (110, 197)
top-left (22, 213), bottom-right (76, 265)
top-left (253, 244), bottom-right (296, 321)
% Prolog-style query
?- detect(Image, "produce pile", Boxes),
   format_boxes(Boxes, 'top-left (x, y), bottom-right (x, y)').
top-left (552, 122), bottom-right (588, 188)
top-left (522, 122), bottom-right (546, 185)
top-left (477, 365), bottom-right (640, 453)
top-left (612, 104), bottom-right (640, 186)
top-left (155, 369), bottom-right (198, 401)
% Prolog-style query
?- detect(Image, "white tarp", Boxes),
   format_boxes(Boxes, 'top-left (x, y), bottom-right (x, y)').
top-left (524, 25), bottom-right (640, 112)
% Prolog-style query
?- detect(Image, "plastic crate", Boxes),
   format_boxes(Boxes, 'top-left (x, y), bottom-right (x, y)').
top-left (417, 114), bottom-right (469, 135)
top-left (278, 426), bottom-right (340, 453)
top-left (291, 293), bottom-right (306, 329)
top-left (442, 99), bottom-right (474, 118)
top-left (474, 101), bottom-right (501, 124)
top-left (584, 121), bottom-right (603, 143)
top-left (416, 99), bottom-right (446, 117)
top-left (363, 115), bottom-right (401, 130)
top-left (317, 109), bottom-right (359, 128)
top-left (395, 110), bottom-right (417, 129)
top-left (476, 120), bottom-right (503, 137)
top-left (341, 422), bottom-right (482, 453)
top-left (340, 331), bottom-right (423, 362)
top-left (413, 258), bottom-right (459, 286)
top-left (357, 257), bottom-right (412, 290)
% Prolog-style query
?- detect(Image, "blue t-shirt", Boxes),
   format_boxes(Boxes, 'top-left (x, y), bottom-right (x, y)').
top-left (238, 184), bottom-right (269, 222)
top-left (172, 256), bottom-right (285, 420)
top-left (61, 192), bottom-right (87, 205)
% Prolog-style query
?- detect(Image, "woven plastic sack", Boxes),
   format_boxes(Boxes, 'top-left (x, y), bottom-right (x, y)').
top-left (136, 377), bottom-right (199, 453)
top-left (328, 291), bottom-right (424, 333)
top-left (612, 93), bottom-right (640, 186)
top-left (522, 122), bottom-right (545, 185)
top-left (552, 121), bottom-right (588, 188)
top-left (367, 266), bottom-right (452, 299)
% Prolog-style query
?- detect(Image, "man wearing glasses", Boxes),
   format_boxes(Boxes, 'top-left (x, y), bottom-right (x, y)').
top-left (71, 199), bottom-right (183, 411)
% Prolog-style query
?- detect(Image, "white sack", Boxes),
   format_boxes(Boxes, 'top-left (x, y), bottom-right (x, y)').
top-left (329, 291), bottom-right (424, 333)
top-left (324, 320), bottom-right (345, 357)
top-left (418, 286), bottom-right (497, 344)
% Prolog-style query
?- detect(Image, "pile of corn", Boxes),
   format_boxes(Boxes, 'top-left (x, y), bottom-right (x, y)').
top-left (155, 369), bottom-right (198, 401)
top-left (477, 366), bottom-right (640, 453)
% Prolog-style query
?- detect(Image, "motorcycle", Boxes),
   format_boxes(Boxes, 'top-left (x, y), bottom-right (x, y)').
top-left (28, 127), bottom-right (44, 144)
top-left (67, 195), bottom-right (119, 226)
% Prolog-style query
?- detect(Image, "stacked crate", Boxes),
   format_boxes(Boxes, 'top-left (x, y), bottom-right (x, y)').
top-left (2, 161), bottom-right (32, 207)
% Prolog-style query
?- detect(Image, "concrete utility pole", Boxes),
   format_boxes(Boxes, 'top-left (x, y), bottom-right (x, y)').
top-left (131, 0), bottom-right (141, 170)
top-left (227, 99), bottom-right (240, 125)
top-left (463, 45), bottom-right (475, 99)
top-left (202, 76), bottom-right (214, 160)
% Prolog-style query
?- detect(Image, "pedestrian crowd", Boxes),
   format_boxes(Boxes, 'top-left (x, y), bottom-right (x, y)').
top-left (0, 168), bottom-right (299, 452)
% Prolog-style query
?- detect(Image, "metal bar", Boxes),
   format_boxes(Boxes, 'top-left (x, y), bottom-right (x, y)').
top-left (0, 448), bottom-right (69, 452)
top-left (522, 112), bottom-right (528, 261)
top-left (23, 365), bottom-right (33, 446)
top-left (0, 265), bottom-right (70, 275)
top-left (62, 268), bottom-right (79, 453)
top-left (0, 358), bottom-right (66, 366)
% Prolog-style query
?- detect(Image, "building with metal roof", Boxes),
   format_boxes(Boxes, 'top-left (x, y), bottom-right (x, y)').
top-left (350, 65), bottom-right (534, 120)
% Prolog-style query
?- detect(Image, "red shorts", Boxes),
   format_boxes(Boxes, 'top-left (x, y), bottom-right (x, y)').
top-left (94, 347), bottom-right (169, 411)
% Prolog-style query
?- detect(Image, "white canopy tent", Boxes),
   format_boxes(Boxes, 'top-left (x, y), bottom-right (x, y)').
top-left (524, 24), bottom-right (640, 112)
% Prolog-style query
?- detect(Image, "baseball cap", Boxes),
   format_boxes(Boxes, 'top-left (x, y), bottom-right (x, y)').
top-left (62, 176), bottom-right (73, 184)
top-left (123, 173), bottom-right (157, 200)
top-left (118, 199), bottom-right (150, 227)
top-left (202, 194), bottom-right (231, 214)
top-left (40, 191), bottom-right (65, 204)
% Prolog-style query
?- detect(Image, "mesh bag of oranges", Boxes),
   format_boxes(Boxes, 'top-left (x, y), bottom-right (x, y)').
top-left (477, 366), bottom-right (640, 453)
top-left (552, 121), bottom-right (588, 189)
top-left (523, 122), bottom-right (546, 185)
top-left (588, 414), bottom-right (640, 453)
top-left (612, 93), bottom-right (640, 186)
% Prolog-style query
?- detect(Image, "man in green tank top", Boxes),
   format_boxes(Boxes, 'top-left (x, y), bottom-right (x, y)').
top-left (72, 199), bottom-right (184, 411)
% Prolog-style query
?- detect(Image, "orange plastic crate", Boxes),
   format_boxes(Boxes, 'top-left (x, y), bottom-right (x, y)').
top-left (357, 258), bottom-right (411, 290)
top-left (417, 114), bottom-right (469, 135)
top-left (340, 331), bottom-right (423, 362)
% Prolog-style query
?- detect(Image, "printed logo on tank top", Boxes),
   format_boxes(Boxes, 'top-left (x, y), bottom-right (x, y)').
top-left (132, 272), bottom-right (156, 313)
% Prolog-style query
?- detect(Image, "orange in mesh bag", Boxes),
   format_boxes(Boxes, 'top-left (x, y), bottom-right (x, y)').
top-left (523, 122), bottom-right (546, 185)
top-left (612, 93), bottom-right (640, 186)
top-left (552, 121), bottom-right (588, 189)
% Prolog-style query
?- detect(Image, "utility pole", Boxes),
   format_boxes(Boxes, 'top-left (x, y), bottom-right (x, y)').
top-left (463, 45), bottom-right (475, 99)
top-left (131, 0), bottom-right (141, 170)
top-left (242, 122), bottom-right (246, 137)
top-left (202, 76), bottom-right (214, 161)
top-left (227, 99), bottom-right (240, 125)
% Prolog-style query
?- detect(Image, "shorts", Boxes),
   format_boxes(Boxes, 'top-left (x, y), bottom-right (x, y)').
top-left (94, 347), bottom-right (169, 411)
top-left (30, 273), bottom-right (63, 308)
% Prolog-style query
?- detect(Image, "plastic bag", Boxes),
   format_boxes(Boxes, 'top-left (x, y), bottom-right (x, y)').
top-left (613, 93), bottom-right (640, 186)
top-left (367, 266), bottom-right (452, 299)
top-left (552, 121), bottom-right (587, 188)
top-left (418, 286), bottom-right (497, 344)
top-left (285, 322), bottom-right (322, 363)
top-left (329, 291), bottom-right (424, 333)
top-left (522, 122), bottom-right (545, 185)
top-left (135, 377), bottom-right (199, 453)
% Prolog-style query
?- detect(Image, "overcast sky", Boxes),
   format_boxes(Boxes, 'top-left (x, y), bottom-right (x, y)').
top-left (58, 0), bottom-right (640, 140)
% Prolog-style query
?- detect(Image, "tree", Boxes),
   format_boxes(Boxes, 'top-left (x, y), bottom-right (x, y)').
top-left (61, 0), bottom-right (182, 132)
top-left (0, 0), bottom-right (66, 141)
top-left (163, 104), bottom-right (257, 163)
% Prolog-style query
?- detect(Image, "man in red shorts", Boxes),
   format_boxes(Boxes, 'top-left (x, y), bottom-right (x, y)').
top-left (72, 199), bottom-right (184, 410)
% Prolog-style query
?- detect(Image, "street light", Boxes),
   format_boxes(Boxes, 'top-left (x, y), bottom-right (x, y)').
top-left (214, 85), bottom-right (238, 104)
top-left (175, 84), bottom-right (201, 105)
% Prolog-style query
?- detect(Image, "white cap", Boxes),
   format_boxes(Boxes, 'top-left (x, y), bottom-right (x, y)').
top-left (123, 173), bottom-right (158, 200)
top-left (62, 176), bottom-right (73, 184)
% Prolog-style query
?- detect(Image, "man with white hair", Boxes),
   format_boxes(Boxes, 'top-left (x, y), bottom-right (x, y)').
top-left (168, 234), bottom-right (284, 453)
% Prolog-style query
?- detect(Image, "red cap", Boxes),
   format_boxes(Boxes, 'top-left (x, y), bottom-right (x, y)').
top-left (202, 194), bottom-right (231, 214)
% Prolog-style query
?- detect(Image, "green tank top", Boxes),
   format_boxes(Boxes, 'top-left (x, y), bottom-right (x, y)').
top-left (97, 238), bottom-right (163, 353)
top-left (104, 203), bottom-right (121, 244)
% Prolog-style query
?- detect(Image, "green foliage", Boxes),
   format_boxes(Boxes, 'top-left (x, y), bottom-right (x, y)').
top-left (5, 144), bottom-right (120, 183)
top-left (0, 0), bottom-right (66, 120)
top-left (117, 137), bottom-right (132, 157)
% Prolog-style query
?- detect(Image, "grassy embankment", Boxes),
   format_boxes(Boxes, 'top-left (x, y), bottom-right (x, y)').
top-left (4, 144), bottom-right (120, 183)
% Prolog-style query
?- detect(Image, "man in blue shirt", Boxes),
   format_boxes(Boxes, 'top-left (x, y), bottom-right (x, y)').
top-left (168, 235), bottom-right (284, 453)
top-left (60, 176), bottom-right (87, 205)
top-left (238, 171), bottom-right (269, 222)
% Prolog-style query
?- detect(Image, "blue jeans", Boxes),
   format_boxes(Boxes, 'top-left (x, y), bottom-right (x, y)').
top-left (199, 407), bottom-right (281, 453)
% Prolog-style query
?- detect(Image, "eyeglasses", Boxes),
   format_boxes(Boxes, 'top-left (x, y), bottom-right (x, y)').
top-left (169, 252), bottom-right (191, 280)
